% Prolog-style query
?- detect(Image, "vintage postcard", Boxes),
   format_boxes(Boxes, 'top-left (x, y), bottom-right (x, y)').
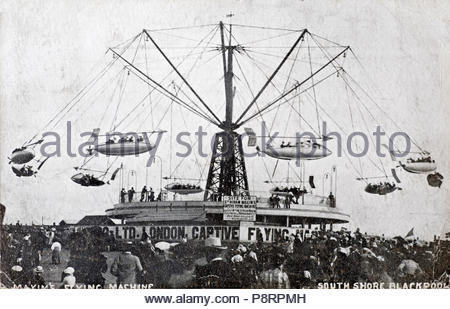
top-left (0, 0), bottom-right (448, 299)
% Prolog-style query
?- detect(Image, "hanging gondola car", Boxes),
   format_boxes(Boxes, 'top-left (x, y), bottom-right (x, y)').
top-left (85, 129), bottom-right (166, 156)
top-left (384, 145), bottom-right (437, 174)
top-left (71, 173), bottom-right (107, 187)
top-left (11, 157), bottom-right (49, 178)
top-left (9, 148), bottom-right (35, 165)
top-left (398, 156), bottom-right (437, 174)
top-left (165, 183), bottom-right (203, 195)
top-left (269, 187), bottom-right (293, 197)
top-left (71, 166), bottom-right (121, 187)
top-left (95, 138), bottom-right (154, 156)
top-left (427, 172), bottom-right (443, 188)
top-left (245, 128), bottom-right (331, 160)
top-left (364, 182), bottom-right (402, 195)
top-left (256, 140), bottom-right (331, 160)
top-left (8, 139), bottom-right (44, 164)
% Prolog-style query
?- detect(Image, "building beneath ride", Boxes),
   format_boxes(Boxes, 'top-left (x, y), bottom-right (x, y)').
top-left (104, 190), bottom-right (350, 243)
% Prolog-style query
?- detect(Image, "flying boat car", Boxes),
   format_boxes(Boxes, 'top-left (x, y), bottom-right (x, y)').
top-left (71, 173), bottom-right (107, 187)
top-left (85, 129), bottom-right (166, 156)
top-left (9, 139), bottom-right (44, 164)
top-left (399, 155), bottom-right (437, 174)
top-left (245, 128), bottom-right (331, 160)
top-left (165, 183), bottom-right (203, 195)
top-left (364, 182), bottom-right (402, 195)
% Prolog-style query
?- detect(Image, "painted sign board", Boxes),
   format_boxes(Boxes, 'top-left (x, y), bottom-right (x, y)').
top-left (223, 196), bottom-right (257, 221)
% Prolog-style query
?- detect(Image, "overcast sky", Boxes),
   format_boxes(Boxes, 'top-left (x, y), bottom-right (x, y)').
top-left (1, 0), bottom-right (448, 240)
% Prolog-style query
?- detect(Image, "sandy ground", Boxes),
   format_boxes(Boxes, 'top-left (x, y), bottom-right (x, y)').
top-left (41, 248), bottom-right (119, 286)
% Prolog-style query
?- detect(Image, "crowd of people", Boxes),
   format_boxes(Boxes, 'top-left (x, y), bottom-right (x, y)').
top-left (1, 224), bottom-right (449, 289)
top-left (0, 224), bottom-right (113, 288)
top-left (0, 225), bottom-right (64, 287)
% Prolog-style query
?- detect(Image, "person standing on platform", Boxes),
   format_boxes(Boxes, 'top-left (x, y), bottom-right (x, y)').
top-left (120, 188), bottom-right (126, 203)
top-left (128, 187), bottom-right (135, 203)
top-left (140, 186), bottom-right (148, 202)
top-left (149, 188), bottom-right (155, 202)
top-left (284, 195), bottom-right (291, 209)
top-left (274, 195), bottom-right (281, 208)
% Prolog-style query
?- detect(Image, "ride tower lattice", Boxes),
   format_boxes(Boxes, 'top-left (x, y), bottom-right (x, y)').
top-left (110, 22), bottom-right (319, 202)
top-left (204, 22), bottom-right (249, 201)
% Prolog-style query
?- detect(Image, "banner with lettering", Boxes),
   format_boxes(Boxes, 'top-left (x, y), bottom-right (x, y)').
top-left (73, 224), bottom-right (314, 243)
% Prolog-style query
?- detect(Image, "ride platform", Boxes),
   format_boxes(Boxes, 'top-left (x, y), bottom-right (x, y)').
top-left (105, 193), bottom-right (350, 227)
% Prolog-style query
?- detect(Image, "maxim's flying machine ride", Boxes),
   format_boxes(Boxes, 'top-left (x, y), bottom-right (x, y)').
top-left (9, 19), bottom-right (443, 207)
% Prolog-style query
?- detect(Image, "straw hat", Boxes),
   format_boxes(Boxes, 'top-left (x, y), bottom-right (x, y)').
top-left (63, 267), bottom-right (75, 275)
top-left (338, 247), bottom-right (350, 256)
top-left (154, 241), bottom-right (171, 251)
top-left (204, 237), bottom-right (227, 249)
top-left (33, 266), bottom-right (44, 273)
top-left (237, 244), bottom-right (247, 253)
top-left (231, 254), bottom-right (243, 263)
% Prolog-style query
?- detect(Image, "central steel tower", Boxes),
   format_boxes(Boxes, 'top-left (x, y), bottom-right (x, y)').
top-left (204, 22), bottom-right (249, 201)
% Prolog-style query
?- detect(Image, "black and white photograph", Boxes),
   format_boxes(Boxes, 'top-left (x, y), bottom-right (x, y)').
top-left (0, 0), bottom-right (449, 306)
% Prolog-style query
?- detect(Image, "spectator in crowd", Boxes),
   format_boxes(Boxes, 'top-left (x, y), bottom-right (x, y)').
top-left (60, 267), bottom-right (76, 289)
top-left (20, 234), bottom-right (34, 272)
top-left (396, 258), bottom-right (424, 283)
top-left (10, 265), bottom-right (26, 286)
top-left (110, 242), bottom-right (144, 285)
top-left (29, 266), bottom-right (46, 286)
top-left (48, 228), bottom-right (56, 245)
top-left (258, 254), bottom-right (290, 288)
top-left (195, 237), bottom-right (231, 288)
top-left (135, 238), bottom-right (156, 284)
top-left (84, 251), bottom-right (108, 287)
top-left (51, 240), bottom-right (62, 265)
